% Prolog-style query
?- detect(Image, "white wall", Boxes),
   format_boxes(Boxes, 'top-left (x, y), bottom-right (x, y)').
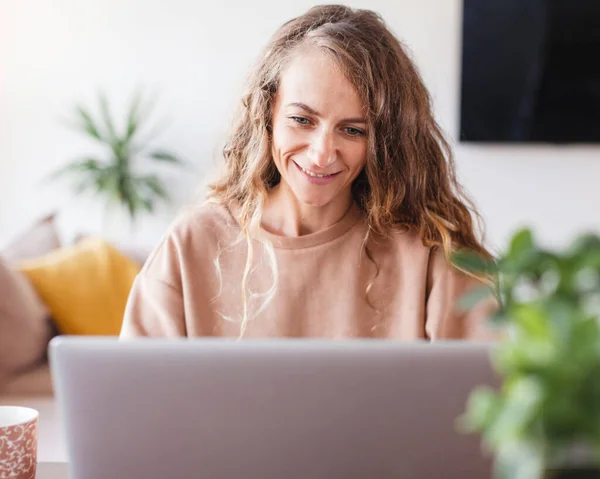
top-left (1, 0), bottom-right (599, 253)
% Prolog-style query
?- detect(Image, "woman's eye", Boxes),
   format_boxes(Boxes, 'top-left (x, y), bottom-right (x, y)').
top-left (291, 116), bottom-right (310, 125)
top-left (344, 127), bottom-right (365, 137)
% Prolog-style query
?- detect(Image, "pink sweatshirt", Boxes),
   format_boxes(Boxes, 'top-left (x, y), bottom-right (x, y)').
top-left (120, 202), bottom-right (498, 340)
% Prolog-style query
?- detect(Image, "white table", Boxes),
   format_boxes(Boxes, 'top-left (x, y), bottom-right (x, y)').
top-left (36, 463), bottom-right (68, 478)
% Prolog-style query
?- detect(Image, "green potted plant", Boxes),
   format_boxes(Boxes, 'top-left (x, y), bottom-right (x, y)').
top-left (455, 229), bottom-right (600, 479)
top-left (49, 89), bottom-right (187, 224)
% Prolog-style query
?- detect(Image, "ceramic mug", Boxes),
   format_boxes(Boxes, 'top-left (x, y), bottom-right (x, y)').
top-left (0, 406), bottom-right (39, 479)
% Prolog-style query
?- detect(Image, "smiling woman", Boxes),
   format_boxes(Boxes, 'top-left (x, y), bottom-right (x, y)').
top-left (119, 5), bottom-right (499, 341)
top-left (266, 48), bottom-right (369, 235)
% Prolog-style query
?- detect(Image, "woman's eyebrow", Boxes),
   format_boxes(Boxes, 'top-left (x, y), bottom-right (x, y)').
top-left (287, 102), bottom-right (366, 123)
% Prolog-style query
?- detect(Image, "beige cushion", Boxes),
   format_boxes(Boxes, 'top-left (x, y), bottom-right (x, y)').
top-left (0, 363), bottom-right (53, 397)
top-left (0, 258), bottom-right (53, 386)
top-left (0, 213), bottom-right (61, 263)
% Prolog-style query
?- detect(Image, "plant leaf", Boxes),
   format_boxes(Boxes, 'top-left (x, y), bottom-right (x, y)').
top-left (148, 150), bottom-right (185, 165)
top-left (124, 88), bottom-right (144, 142)
top-left (46, 158), bottom-right (104, 181)
top-left (139, 175), bottom-right (170, 201)
top-left (98, 91), bottom-right (118, 143)
top-left (457, 285), bottom-right (494, 312)
top-left (93, 166), bottom-right (119, 196)
top-left (489, 310), bottom-right (509, 325)
top-left (509, 229), bottom-right (535, 259)
top-left (569, 233), bottom-right (600, 256)
top-left (458, 386), bottom-right (502, 433)
top-left (118, 176), bottom-right (139, 220)
top-left (139, 196), bottom-right (154, 213)
top-left (494, 443), bottom-right (543, 479)
top-left (75, 105), bottom-right (104, 142)
top-left (512, 303), bottom-right (551, 339)
top-left (486, 376), bottom-right (543, 447)
top-left (452, 250), bottom-right (496, 276)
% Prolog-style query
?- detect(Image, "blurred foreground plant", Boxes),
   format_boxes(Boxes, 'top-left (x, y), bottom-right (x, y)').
top-left (455, 229), bottom-right (600, 479)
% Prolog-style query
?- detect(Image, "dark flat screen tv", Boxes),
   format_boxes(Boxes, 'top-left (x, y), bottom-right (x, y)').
top-left (459, 0), bottom-right (600, 144)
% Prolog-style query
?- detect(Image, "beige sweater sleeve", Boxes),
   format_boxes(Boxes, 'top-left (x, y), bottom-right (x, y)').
top-left (120, 274), bottom-right (186, 337)
top-left (425, 248), bottom-right (499, 340)
top-left (120, 232), bottom-right (187, 338)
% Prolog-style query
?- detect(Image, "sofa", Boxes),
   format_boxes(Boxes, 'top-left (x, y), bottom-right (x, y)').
top-left (0, 213), bottom-right (150, 462)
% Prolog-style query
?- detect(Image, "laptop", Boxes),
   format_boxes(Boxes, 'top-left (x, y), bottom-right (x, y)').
top-left (49, 337), bottom-right (499, 479)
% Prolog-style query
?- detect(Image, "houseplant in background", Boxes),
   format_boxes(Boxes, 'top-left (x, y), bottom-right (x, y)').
top-left (455, 229), bottom-right (600, 479)
top-left (49, 89), bottom-right (187, 225)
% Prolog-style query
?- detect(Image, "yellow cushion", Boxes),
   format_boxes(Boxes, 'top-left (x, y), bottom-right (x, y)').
top-left (18, 238), bottom-right (141, 336)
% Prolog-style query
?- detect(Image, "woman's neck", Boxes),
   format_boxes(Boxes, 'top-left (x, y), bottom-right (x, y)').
top-left (261, 183), bottom-right (353, 237)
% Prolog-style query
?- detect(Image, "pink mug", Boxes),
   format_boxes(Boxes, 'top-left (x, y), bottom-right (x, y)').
top-left (0, 406), bottom-right (39, 479)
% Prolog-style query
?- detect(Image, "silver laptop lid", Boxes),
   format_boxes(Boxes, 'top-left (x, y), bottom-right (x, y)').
top-left (49, 337), bottom-right (498, 479)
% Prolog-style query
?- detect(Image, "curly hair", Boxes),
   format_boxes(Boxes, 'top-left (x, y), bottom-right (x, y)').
top-left (208, 5), bottom-right (492, 336)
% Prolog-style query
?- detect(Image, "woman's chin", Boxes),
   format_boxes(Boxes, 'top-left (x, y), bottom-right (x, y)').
top-left (290, 186), bottom-right (335, 208)
top-left (299, 198), bottom-right (331, 208)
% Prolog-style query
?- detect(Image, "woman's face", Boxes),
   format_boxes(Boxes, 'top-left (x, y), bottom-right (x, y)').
top-left (270, 48), bottom-right (368, 209)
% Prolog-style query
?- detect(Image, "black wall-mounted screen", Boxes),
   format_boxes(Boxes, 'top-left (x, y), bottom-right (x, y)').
top-left (460, 0), bottom-right (600, 143)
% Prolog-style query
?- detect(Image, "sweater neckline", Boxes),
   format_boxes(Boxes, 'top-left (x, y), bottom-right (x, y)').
top-left (257, 202), bottom-right (363, 249)
top-left (228, 201), bottom-right (364, 250)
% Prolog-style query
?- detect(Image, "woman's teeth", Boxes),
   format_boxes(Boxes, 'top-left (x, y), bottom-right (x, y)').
top-left (299, 165), bottom-right (335, 178)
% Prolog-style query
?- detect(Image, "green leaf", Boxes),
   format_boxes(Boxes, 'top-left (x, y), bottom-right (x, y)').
top-left (140, 196), bottom-right (154, 213)
top-left (459, 386), bottom-right (502, 433)
top-left (452, 250), bottom-right (496, 276)
top-left (148, 150), bottom-right (185, 165)
top-left (139, 175), bottom-right (170, 201)
top-left (46, 158), bottom-right (104, 181)
top-left (119, 174), bottom-right (161, 221)
top-left (509, 229), bottom-right (535, 258)
top-left (457, 285), bottom-right (494, 312)
top-left (569, 233), bottom-right (600, 256)
top-left (98, 91), bottom-right (118, 143)
top-left (120, 178), bottom-right (139, 220)
top-left (489, 310), bottom-right (509, 325)
top-left (125, 195), bottom-right (137, 220)
top-left (545, 298), bottom-right (577, 345)
top-left (575, 251), bottom-right (600, 271)
top-left (124, 89), bottom-right (143, 142)
top-left (512, 304), bottom-right (550, 339)
top-left (86, 167), bottom-right (119, 203)
top-left (75, 105), bottom-right (104, 142)
top-left (495, 341), bottom-right (557, 378)
top-left (484, 377), bottom-right (543, 448)
top-left (494, 443), bottom-right (543, 479)
top-left (73, 177), bottom-right (95, 195)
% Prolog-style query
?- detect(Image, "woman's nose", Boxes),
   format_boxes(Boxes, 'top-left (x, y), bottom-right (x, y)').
top-left (307, 129), bottom-right (336, 168)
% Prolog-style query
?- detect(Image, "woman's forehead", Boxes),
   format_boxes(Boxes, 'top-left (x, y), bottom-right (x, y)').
top-left (276, 49), bottom-right (365, 117)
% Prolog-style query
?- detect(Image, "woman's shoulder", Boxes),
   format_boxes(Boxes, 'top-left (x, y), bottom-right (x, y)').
top-left (379, 227), bottom-right (481, 290)
top-left (167, 201), bottom-right (240, 244)
top-left (141, 201), bottom-right (240, 276)
top-left (376, 226), bottom-right (432, 259)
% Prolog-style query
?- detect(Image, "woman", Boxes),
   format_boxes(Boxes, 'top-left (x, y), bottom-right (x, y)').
top-left (120, 5), bottom-right (497, 340)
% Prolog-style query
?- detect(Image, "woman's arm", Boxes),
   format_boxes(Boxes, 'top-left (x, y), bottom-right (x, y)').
top-left (119, 203), bottom-right (235, 339)
top-left (120, 273), bottom-right (186, 337)
top-left (119, 228), bottom-right (188, 338)
top-left (425, 247), bottom-right (499, 340)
